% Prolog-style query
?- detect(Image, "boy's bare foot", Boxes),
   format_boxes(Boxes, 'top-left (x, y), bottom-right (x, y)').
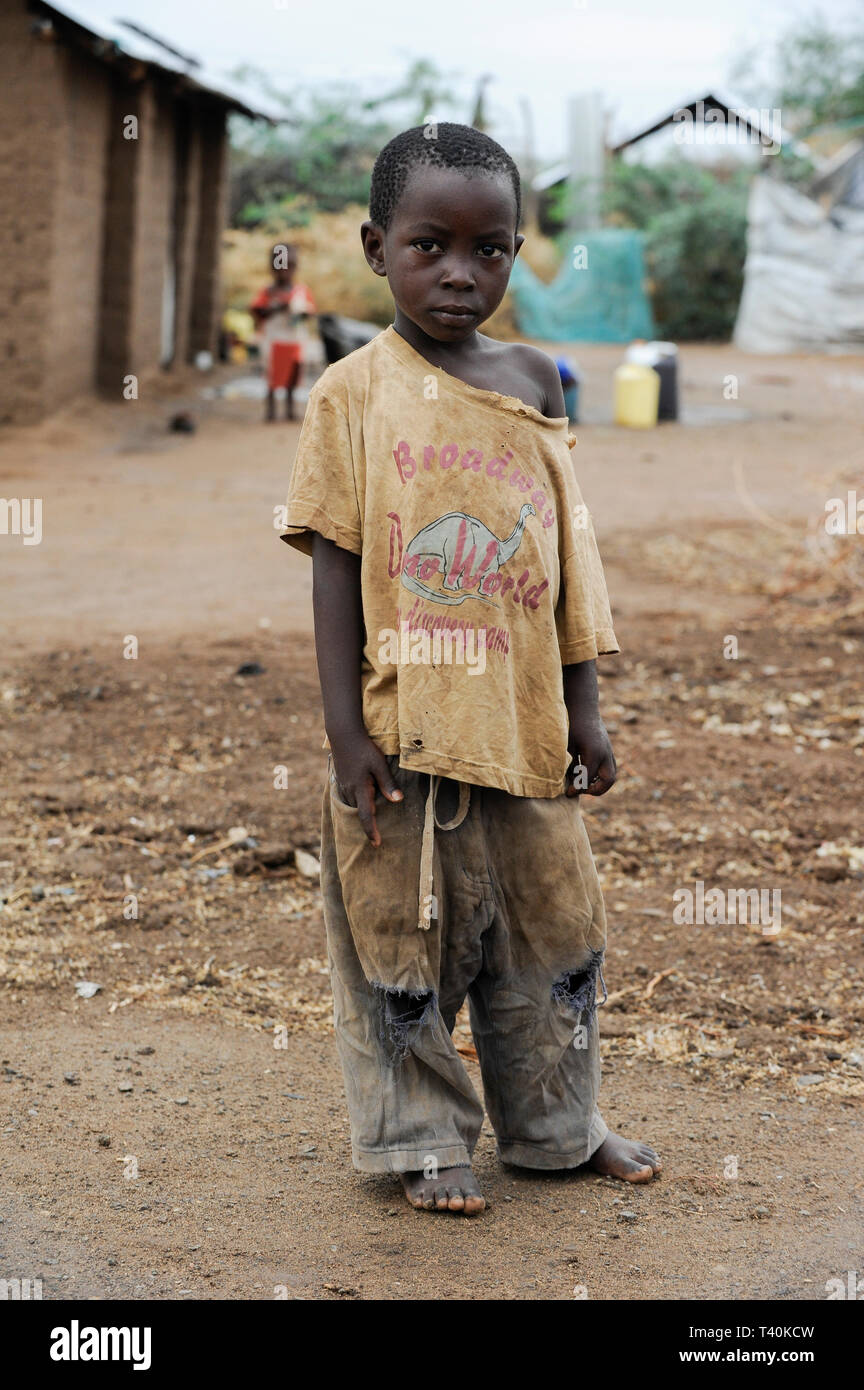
top-left (589, 1132), bottom-right (662, 1183)
top-left (399, 1165), bottom-right (486, 1214)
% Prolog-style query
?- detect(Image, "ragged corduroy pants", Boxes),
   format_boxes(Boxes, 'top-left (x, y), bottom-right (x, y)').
top-left (320, 753), bottom-right (609, 1174)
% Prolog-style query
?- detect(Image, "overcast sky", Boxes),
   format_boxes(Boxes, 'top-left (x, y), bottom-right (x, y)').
top-left (71, 0), bottom-right (860, 158)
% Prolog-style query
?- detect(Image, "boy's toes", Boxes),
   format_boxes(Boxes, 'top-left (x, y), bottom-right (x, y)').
top-left (633, 1143), bottom-right (662, 1170)
top-left (620, 1158), bottom-right (655, 1182)
top-left (638, 1146), bottom-right (662, 1172)
top-left (399, 1167), bottom-right (486, 1214)
top-left (462, 1190), bottom-right (486, 1215)
top-left (589, 1132), bottom-right (662, 1183)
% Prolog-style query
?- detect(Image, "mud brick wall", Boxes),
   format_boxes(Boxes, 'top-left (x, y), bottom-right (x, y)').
top-left (128, 79), bottom-right (176, 378)
top-left (0, 1), bottom-right (232, 423)
top-left (92, 84), bottom-right (228, 388)
top-left (171, 106), bottom-right (203, 369)
top-left (96, 74), bottom-right (142, 394)
top-left (189, 104), bottom-right (229, 361)
top-left (0, 7), bottom-right (62, 423)
top-left (98, 77), bottom-right (175, 389)
top-left (46, 44), bottom-right (112, 406)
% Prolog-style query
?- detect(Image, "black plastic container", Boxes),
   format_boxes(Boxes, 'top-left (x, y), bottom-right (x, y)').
top-left (652, 343), bottom-right (679, 421)
top-left (318, 314), bottom-right (381, 365)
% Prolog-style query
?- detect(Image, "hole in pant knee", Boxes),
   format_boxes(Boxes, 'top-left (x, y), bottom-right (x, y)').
top-left (551, 949), bottom-right (607, 1026)
top-left (373, 984), bottom-right (436, 1065)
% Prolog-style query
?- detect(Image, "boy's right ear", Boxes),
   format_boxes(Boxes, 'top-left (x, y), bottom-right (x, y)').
top-left (360, 221), bottom-right (387, 278)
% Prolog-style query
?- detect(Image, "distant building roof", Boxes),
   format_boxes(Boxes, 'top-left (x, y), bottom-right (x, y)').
top-left (30, 0), bottom-right (282, 121)
top-left (609, 91), bottom-right (811, 160)
top-left (531, 90), bottom-right (817, 191)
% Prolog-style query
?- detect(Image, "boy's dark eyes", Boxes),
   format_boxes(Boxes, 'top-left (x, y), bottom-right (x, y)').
top-left (411, 239), bottom-right (506, 260)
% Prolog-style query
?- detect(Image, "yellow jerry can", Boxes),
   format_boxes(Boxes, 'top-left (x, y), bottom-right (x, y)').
top-left (614, 362), bottom-right (660, 428)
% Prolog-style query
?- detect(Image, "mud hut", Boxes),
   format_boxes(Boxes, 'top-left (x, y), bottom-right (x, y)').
top-left (0, 0), bottom-right (274, 424)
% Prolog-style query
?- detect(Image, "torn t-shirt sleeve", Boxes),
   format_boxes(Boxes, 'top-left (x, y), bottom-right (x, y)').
top-left (554, 438), bottom-right (619, 665)
top-left (279, 384), bottom-right (362, 557)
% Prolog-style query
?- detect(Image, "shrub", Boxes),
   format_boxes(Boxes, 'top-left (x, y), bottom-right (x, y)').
top-left (644, 190), bottom-right (748, 341)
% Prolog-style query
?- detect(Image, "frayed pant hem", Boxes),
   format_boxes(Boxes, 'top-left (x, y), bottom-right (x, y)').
top-left (351, 1142), bottom-right (473, 1175)
top-left (497, 1115), bottom-right (608, 1171)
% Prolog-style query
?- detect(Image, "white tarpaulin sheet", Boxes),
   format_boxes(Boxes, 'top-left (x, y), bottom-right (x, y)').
top-left (734, 176), bottom-right (864, 353)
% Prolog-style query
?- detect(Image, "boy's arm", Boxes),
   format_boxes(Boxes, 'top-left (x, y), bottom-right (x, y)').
top-left (563, 659), bottom-right (616, 797)
top-left (250, 288), bottom-right (282, 322)
top-left (311, 532), bottom-right (402, 844)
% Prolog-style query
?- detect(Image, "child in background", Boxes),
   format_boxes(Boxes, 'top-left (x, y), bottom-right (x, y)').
top-left (250, 244), bottom-right (316, 422)
top-left (280, 124), bottom-right (661, 1215)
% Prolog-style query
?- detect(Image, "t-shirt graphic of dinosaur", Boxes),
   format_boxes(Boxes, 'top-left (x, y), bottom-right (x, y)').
top-left (398, 503), bottom-right (536, 606)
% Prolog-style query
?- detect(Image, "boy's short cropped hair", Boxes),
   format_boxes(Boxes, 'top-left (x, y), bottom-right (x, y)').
top-left (369, 122), bottom-right (522, 232)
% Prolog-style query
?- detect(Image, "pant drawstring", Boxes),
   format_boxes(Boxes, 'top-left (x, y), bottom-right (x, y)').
top-left (418, 775), bottom-right (470, 930)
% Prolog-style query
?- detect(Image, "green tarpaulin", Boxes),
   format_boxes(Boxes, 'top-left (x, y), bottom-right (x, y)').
top-left (510, 229), bottom-right (654, 343)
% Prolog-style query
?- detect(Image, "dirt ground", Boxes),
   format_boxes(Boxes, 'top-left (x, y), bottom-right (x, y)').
top-left (1, 344), bottom-right (863, 1301)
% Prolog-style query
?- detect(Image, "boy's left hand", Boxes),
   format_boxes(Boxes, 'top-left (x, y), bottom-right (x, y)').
top-left (566, 714), bottom-right (617, 797)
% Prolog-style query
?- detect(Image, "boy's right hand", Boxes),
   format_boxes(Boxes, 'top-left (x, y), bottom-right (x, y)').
top-left (329, 733), bottom-right (403, 846)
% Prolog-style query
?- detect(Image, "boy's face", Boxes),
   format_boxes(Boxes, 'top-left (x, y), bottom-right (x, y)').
top-left (362, 165), bottom-right (524, 341)
top-left (272, 249), bottom-right (297, 285)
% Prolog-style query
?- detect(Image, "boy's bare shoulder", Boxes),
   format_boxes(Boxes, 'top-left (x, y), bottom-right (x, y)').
top-left (514, 342), bottom-right (568, 418)
top-left (478, 335), bottom-right (566, 418)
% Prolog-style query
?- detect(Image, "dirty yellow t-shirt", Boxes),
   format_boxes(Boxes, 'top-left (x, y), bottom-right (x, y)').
top-left (280, 324), bottom-right (618, 797)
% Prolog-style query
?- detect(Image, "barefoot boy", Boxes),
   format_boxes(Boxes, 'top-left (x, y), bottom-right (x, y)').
top-left (250, 243), bottom-right (316, 422)
top-left (280, 123), bottom-right (660, 1214)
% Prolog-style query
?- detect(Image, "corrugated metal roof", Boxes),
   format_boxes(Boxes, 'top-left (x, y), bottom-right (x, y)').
top-left (610, 91), bottom-right (813, 161)
top-left (530, 92), bottom-right (818, 193)
top-left (32, 0), bottom-right (283, 121)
